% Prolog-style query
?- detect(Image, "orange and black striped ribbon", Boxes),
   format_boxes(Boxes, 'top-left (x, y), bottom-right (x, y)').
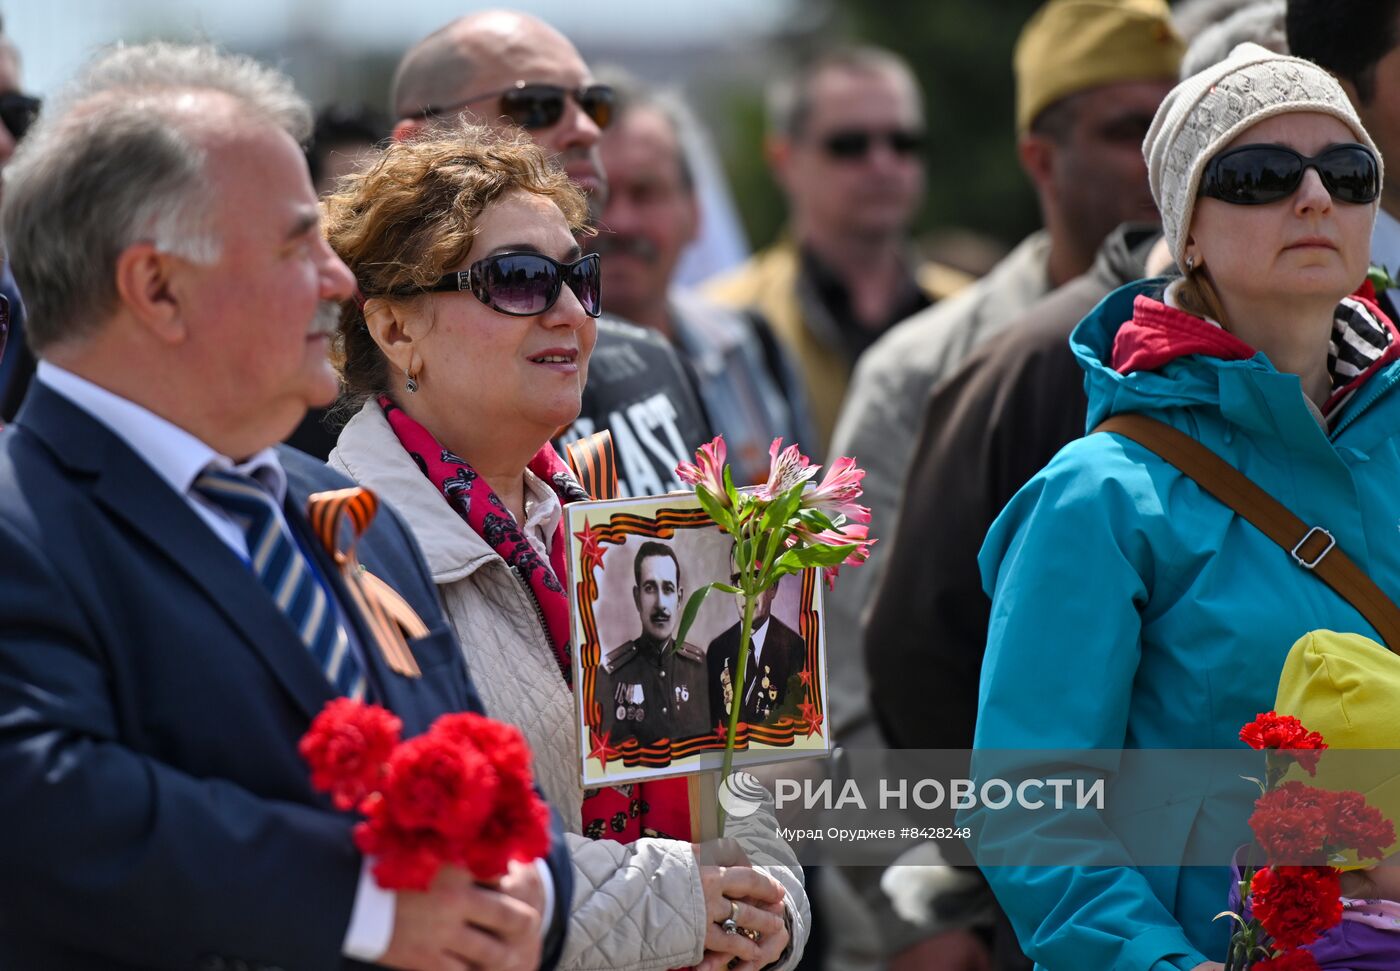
top-left (307, 487), bottom-right (426, 678)
top-left (564, 431), bottom-right (616, 750)
top-left (565, 431), bottom-right (618, 501)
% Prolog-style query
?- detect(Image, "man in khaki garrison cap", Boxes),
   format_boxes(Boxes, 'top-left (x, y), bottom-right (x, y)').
top-left (819, 3), bottom-right (1183, 971)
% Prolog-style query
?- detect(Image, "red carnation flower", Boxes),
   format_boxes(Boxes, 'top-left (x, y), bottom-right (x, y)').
top-left (1322, 789), bottom-right (1396, 862)
top-left (1251, 783), bottom-right (1329, 864)
top-left (300, 704), bottom-right (551, 890)
top-left (430, 713), bottom-right (551, 880)
top-left (432, 713), bottom-right (535, 789)
top-left (1251, 865), bottom-right (1342, 950)
top-left (1253, 949), bottom-right (1321, 970)
top-left (354, 796), bottom-right (452, 891)
top-left (457, 772), bottom-right (552, 879)
top-left (381, 731), bottom-right (499, 841)
top-left (1240, 712), bottom-right (1327, 776)
top-left (299, 699), bottom-right (402, 811)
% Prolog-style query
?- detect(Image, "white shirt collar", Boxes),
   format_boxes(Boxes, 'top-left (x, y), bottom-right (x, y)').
top-left (521, 466), bottom-right (562, 554)
top-left (35, 360), bottom-right (286, 501)
top-left (1373, 208), bottom-right (1400, 278)
top-left (750, 615), bottom-right (771, 663)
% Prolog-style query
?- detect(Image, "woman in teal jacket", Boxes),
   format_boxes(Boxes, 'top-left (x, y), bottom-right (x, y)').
top-left (968, 45), bottom-right (1400, 971)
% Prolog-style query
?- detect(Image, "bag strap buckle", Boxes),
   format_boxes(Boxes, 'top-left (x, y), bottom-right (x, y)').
top-left (1291, 526), bottom-right (1336, 570)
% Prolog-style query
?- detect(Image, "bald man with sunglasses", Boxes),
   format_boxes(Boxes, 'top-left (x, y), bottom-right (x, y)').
top-left (389, 10), bottom-right (715, 501)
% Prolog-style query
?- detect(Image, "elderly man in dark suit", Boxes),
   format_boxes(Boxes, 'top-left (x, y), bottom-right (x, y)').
top-left (0, 42), bottom-right (568, 971)
top-left (707, 580), bottom-right (807, 728)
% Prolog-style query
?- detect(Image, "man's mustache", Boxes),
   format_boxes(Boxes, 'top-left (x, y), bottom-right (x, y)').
top-left (309, 301), bottom-right (341, 338)
top-left (591, 233), bottom-right (659, 263)
top-left (649, 609), bottom-right (672, 625)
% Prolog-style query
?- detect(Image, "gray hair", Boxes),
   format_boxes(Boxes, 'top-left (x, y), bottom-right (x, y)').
top-left (1179, 0), bottom-right (1287, 78)
top-left (766, 45), bottom-right (920, 140)
top-left (1, 41), bottom-right (312, 352)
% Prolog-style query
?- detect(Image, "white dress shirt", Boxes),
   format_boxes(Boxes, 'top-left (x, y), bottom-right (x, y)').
top-left (521, 466), bottom-right (562, 560)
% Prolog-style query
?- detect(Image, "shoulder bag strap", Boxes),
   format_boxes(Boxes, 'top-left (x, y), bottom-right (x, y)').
top-left (1094, 413), bottom-right (1400, 651)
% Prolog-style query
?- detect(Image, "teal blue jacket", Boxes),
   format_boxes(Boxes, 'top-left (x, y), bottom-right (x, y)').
top-left (968, 279), bottom-right (1400, 970)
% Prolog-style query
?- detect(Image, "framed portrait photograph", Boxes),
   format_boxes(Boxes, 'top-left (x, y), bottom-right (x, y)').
top-left (565, 492), bottom-right (831, 787)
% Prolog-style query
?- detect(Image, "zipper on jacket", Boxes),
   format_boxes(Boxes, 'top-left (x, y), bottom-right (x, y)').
top-left (511, 563), bottom-right (572, 683)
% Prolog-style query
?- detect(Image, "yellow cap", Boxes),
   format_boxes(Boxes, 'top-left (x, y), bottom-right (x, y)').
top-left (1014, 0), bottom-right (1183, 133)
top-left (1274, 630), bottom-right (1400, 867)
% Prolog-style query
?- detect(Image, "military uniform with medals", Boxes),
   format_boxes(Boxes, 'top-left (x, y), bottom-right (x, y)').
top-left (597, 633), bottom-right (711, 747)
top-left (707, 615), bottom-right (807, 727)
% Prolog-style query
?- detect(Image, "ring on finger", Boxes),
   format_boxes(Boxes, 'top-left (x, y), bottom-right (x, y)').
top-left (720, 900), bottom-right (739, 935)
top-left (739, 927), bottom-right (761, 942)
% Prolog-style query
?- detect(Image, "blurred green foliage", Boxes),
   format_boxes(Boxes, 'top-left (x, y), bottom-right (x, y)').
top-left (719, 0), bottom-right (1047, 253)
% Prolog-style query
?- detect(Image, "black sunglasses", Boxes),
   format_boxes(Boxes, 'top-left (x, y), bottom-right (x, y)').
top-left (1200, 142), bottom-right (1380, 206)
top-left (410, 251), bottom-right (601, 318)
top-left (821, 128), bottom-right (924, 160)
top-left (419, 82), bottom-right (614, 132)
top-left (0, 91), bottom-right (40, 142)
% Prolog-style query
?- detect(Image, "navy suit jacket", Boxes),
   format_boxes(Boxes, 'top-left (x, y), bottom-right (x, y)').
top-left (706, 615), bottom-right (807, 727)
top-left (0, 384), bottom-right (570, 971)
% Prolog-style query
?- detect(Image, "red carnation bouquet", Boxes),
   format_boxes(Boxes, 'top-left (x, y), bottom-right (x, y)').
top-left (1220, 712), bottom-right (1395, 970)
top-left (299, 698), bottom-right (552, 890)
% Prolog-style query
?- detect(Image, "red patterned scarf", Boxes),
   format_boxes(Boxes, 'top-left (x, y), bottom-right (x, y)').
top-left (379, 395), bottom-right (585, 681)
top-left (376, 396), bottom-right (691, 846)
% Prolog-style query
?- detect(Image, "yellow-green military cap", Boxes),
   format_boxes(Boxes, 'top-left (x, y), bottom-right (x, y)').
top-left (1014, 0), bottom-right (1183, 133)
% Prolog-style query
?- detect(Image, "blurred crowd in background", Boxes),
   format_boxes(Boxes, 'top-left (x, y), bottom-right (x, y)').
top-left (3, 0), bottom-right (1387, 969)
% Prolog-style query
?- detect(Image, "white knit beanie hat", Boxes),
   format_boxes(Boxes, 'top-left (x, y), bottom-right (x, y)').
top-left (1143, 42), bottom-right (1381, 270)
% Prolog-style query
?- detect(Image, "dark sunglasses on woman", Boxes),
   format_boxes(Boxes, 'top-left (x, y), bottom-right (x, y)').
top-left (1200, 142), bottom-right (1380, 206)
top-left (0, 91), bottom-right (40, 142)
top-left (821, 128), bottom-right (924, 161)
top-left (417, 82), bottom-right (614, 132)
top-left (409, 252), bottom-right (602, 318)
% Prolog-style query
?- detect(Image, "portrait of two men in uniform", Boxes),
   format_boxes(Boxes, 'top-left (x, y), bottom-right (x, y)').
top-left (567, 495), bottom-right (829, 786)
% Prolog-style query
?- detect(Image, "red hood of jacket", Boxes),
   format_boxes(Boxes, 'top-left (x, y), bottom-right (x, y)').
top-left (1110, 295), bottom-right (1256, 374)
top-left (1111, 290), bottom-right (1400, 416)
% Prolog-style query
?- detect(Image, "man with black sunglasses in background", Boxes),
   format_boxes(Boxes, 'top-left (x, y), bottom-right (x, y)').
top-left (0, 14), bottom-right (36, 423)
top-left (390, 11), bottom-right (714, 499)
top-left (706, 46), bottom-right (971, 458)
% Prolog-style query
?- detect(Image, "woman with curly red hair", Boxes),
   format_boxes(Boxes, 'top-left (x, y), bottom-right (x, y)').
top-left (320, 123), bottom-right (808, 971)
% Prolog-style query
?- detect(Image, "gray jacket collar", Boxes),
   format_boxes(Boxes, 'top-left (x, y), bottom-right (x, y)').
top-left (328, 400), bottom-right (496, 584)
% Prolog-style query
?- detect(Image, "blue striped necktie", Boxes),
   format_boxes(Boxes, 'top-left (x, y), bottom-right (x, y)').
top-left (194, 468), bottom-right (366, 700)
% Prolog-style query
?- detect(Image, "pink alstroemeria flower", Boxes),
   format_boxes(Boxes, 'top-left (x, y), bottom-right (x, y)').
top-left (676, 435), bottom-right (729, 504)
top-left (801, 455), bottom-right (871, 524)
top-left (790, 521), bottom-right (874, 588)
top-left (757, 438), bottom-right (818, 500)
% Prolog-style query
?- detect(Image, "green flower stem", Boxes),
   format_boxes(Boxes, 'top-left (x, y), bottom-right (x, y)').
top-left (718, 583), bottom-right (757, 831)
